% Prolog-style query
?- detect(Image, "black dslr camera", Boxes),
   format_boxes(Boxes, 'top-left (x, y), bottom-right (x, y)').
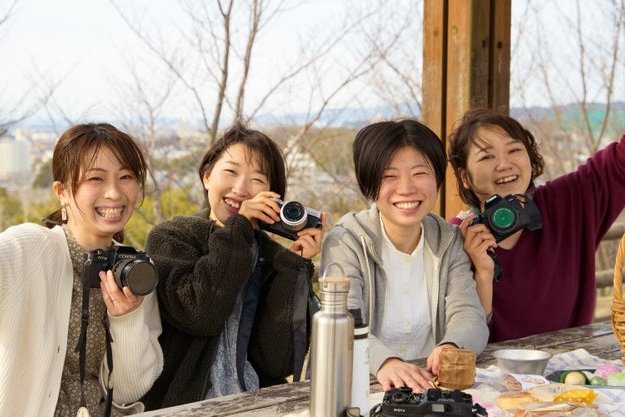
top-left (469, 194), bottom-right (541, 243)
top-left (83, 246), bottom-right (159, 296)
top-left (371, 387), bottom-right (487, 417)
top-left (469, 194), bottom-right (541, 282)
top-left (259, 198), bottom-right (322, 241)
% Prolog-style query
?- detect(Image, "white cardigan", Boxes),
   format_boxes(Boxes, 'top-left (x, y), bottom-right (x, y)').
top-left (0, 223), bottom-right (163, 417)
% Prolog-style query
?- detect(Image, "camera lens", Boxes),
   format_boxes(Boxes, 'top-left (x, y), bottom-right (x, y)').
top-left (490, 207), bottom-right (516, 231)
top-left (113, 259), bottom-right (158, 296)
top-left (390, 391), bottom-right (409, 404)
top-left (280, 201), bottom-right (308, 231)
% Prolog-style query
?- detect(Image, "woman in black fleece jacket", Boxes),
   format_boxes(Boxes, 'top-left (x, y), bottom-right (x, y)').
top-left (142, 123), bottom-right (324, 410)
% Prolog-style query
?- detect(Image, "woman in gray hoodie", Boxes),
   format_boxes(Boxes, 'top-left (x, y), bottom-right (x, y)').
top-left (321, 119), bottom-right (488, 392)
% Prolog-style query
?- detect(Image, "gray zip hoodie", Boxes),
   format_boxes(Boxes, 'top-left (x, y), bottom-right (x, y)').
top-left (320, 205), bottom-right (488, 374)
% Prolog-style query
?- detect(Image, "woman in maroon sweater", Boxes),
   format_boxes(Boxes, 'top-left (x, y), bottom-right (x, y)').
top-left (448, 108), bottom-right (625, 342)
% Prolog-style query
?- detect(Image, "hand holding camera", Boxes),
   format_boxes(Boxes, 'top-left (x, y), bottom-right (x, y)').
top-left (258, 197), bottom-right (324, 259)
top-left (83, 246), bottom-right (159, 294)
top-left (258, 198), bottom-right (322, 241)
top-left (82, 245), bottom-right (159, 315)
top-left (469, 194), bottom-right (541, 243)
top-left (466, 194), bottom-right (541, 281)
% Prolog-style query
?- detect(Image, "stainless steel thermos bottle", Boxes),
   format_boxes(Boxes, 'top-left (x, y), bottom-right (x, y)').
top-left (309, 276), bottom-right (354, 417)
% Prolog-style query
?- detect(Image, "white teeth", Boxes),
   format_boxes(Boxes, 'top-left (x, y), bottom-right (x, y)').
top-left (224, 198), bottom-right (241, 209)
top-left (495, 175), bottom-right (517, 184)
top-left (96, 207), bottom-right (123, 218)
top-left (394, 201), bottom-right (420, 209)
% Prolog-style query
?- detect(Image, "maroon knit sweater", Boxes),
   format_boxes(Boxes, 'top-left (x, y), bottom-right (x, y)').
top-left (452, 134), bottom-right (625, 342)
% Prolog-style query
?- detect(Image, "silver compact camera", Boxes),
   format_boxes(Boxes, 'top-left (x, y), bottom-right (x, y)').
top-left (259, 198), bottom-right (322, 240)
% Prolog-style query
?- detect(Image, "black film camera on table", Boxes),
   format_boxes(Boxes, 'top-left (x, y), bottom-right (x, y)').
top-left (469, 194), bottom-right (542, 281)
top-left (259, 198), bottom-right (322, 241)
top-left (371, 387), bottom-right (487, 417)
top-left (83, 246), bottom-right (159, 296)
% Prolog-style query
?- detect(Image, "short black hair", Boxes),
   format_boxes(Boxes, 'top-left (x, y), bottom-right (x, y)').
top-left (353, 119), bottom-right (446, 201)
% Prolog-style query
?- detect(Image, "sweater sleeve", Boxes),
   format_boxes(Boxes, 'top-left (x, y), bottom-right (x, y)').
top-left (540, 133), bottom-right (625, 244)
top-left (100, 291), bottom-right (163, 406)
top-left (437, 231), bottom-right (489, 355)
top-left (320, 225), bottom-right (397, 374)
top-left (145, 214), bottom-right (257, 337)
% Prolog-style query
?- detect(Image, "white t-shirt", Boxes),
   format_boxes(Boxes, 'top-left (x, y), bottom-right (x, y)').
top-left (377, 218), bottom-right (435, 360)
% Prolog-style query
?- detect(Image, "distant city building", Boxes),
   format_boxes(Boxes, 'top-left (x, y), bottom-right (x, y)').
top-left (0, 136), bottom-right (32, 186)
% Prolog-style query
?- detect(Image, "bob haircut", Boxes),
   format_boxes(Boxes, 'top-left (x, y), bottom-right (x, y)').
top-left (43, 123), bottom-right (149, 241)
top-left (448, 108), bottom-right (545, 208)
top-left (198, 122), bottom-right (287, 205)
top-left (353, 119), bottom-right (446, 201)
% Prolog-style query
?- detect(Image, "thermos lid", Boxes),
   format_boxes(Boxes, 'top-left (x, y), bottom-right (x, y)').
top-left (319, 276), bottom-right (350, 293)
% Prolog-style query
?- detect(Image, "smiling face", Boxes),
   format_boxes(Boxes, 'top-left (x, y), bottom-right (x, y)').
top-left (54, 146), bottom-right (139, 250)
top-left (203, 143), bottom-right (270, 226)
top-left (460, 126), bottom-right (532, 210)
top-left (375, 145), bottom-right (438, 246)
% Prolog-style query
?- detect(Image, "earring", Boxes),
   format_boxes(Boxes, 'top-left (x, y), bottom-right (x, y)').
top-left (61, 206), bottom-right (67, 223)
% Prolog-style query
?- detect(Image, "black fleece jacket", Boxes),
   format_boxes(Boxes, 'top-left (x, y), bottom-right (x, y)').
top-left (142, 210), bottom-right (313, 410)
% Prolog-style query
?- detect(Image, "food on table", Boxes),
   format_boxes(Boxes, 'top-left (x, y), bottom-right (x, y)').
top-left (560, 370), bottom-right (587, 385)
top-left (528, 383), bottom-right (596, 404)
top-left (593, 363), bottom-right (623, 379)
top-left (502, 374), bottom-right (523, 391)
top-left (495, 391), bottom-right (534, 410)
top-left (553, 388), bottom-right (596, 404)
top-left (606, 371), bottom-right (625, 386)
top-left (589, 375), bottom-right (607, 386)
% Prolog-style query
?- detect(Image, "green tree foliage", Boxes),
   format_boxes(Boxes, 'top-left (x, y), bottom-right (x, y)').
top-left (124, 186), bottom-right (201, 249)
top-left (32, 159), bottom-right (53, 189)
top-left (0, 188), bottom-right (22, 231)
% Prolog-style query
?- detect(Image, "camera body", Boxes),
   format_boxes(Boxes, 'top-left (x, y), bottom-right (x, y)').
top-left (259, 198), bottom-right (322, 241)
top-left (83, 246), bottom-right (158, 296)
top-left (470, 194), bottom-right (541, 243)
top-left (375, 387), bottom-right (486, 417)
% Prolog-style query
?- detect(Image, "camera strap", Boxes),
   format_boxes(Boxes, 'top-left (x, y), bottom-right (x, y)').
top-left (75, 272), bottom-right (114, 417)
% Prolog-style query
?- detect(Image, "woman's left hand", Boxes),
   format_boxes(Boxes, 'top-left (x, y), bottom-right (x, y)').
top-left (99, 270), bottom-right (144, 316)
top-left (289, 212), bottom-right (326, 259)
top-left (426, 343), bottom-right (457, 376)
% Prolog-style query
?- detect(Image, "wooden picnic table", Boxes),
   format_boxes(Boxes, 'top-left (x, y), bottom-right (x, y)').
top-left (134, 319), bottom-right (622, 417)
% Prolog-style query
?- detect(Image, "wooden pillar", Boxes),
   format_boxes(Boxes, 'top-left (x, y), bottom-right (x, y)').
top-left (422, 0), bottom-right (511, 218)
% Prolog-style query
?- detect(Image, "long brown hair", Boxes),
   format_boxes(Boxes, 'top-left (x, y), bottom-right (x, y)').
top-left (43, 123), bottom-right (149, 242)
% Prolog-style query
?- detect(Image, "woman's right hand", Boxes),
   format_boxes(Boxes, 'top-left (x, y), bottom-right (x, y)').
top-left (458, 214), bottom-right (497, 275)
top-left (238, 191), bottom-right (281, 226)
top-left (376, 358), bottom-right (434, 392)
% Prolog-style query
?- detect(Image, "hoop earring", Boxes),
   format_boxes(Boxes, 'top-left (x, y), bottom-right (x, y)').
top-left (61, 206), bottom-right (67, 223)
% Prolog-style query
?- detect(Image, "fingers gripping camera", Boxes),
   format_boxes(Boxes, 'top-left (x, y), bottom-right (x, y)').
top-left (83, 246), bottom-right (159, 296)
top-left (259, 198), bottom-right (322, 241)
top-left (469, 194), bottom-right (542, 243)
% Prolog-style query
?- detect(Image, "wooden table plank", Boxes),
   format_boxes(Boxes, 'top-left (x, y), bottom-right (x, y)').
top-left (134, 320), bottom-right (623, 417)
